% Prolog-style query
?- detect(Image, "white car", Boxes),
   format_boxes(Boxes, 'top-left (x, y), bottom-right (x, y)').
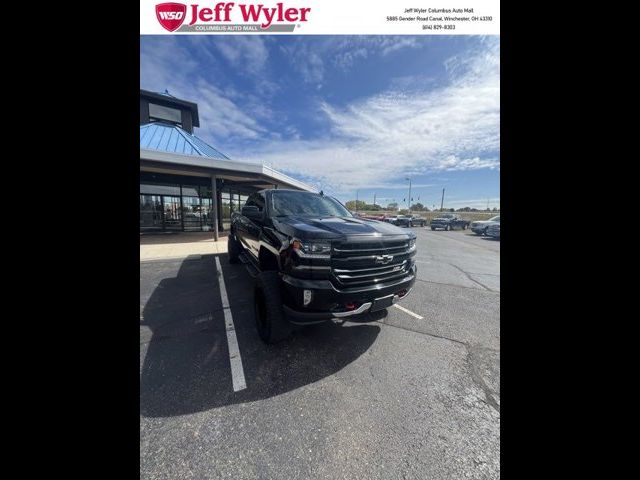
top-left (470, 215), bottom-right (500, 235)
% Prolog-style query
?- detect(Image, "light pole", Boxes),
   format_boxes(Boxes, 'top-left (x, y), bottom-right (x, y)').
top-left (440, 188), bottom-right (445, 211)
top-left (406, 177), bottom-right (412, 214)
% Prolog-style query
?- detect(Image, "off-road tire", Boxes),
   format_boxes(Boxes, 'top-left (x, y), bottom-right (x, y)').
top-left (228, 234), bottom-right (241, 264)
top-left (445, 224), bottom-right (451, 231)
top-left (431, 226), bottom-right (436, 231)
top-left (254, 271), bottom-right (291, 344)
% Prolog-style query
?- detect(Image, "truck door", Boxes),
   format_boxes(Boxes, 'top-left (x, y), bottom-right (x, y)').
top-left (242, 193), bottom-right (265, 257)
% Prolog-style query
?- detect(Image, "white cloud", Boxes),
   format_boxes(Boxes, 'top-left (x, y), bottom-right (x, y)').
top-left (212, 36), bottom-right (269, 75)
top-left (237, 38), bottom-right (500, 194)
top-left (284, 36), bottom-right (424, 84)
top-left (140, 38), bottom-right (269, 142)
top-left (380, 37), bottom-right (419, 55)
top-left (280, 42), bottom-right (324, 84)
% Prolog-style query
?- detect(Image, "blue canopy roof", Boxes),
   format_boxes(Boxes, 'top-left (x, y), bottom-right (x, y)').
top-left (140, 122), bottom-right (230, 160)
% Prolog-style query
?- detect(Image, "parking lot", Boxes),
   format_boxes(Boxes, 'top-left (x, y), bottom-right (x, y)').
top-left (140, 228), bottom-right (500, 479)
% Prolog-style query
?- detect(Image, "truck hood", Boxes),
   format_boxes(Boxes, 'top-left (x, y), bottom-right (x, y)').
top-left (272, 215), bottom-right (412, 240)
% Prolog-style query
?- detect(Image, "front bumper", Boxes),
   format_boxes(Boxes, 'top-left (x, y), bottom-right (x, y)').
top-left (281, 264), bottom-right (417, 324)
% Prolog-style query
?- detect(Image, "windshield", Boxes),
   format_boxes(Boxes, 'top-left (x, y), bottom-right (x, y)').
top-left (489, 216), bottom-right (500, 222)
top-left (270, 191), bottom-right (352, 217)
top-left (439, 214), bottom-right (454, 218)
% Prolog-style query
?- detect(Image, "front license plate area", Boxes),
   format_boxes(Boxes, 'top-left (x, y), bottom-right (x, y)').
top-left (370, 294), bottom-right (394, 312)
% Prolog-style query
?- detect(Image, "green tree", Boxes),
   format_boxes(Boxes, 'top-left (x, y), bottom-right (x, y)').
top-left (345, 200), bottom-right (367, 211)
top-left (410, 202), bottom-right (425, 211)
top-left (387, 202), bottom-right (398, 210)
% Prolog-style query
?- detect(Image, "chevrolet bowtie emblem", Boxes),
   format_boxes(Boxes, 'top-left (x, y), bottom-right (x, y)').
top-left (375, 254), bottom-right (393, 264)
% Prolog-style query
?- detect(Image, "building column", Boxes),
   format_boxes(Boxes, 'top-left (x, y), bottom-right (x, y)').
top-left (211, 175), bottom-right (219, 241)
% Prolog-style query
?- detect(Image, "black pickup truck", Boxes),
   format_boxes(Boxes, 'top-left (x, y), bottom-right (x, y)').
top-left (430, 213), bottom-right (470, 231)
top-left (228, 189), bottom-right (417, 343)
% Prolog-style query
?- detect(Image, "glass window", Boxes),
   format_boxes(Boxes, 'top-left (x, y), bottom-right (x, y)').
top-left (163, 196), bottom-right (182, 231)
top-left (270, 191), bottom-right (352, 217)
top-left (182, 196), bottom-right (202, 231)
top-left (238, 195), bottom-right (248, 211)
top-left (140, 195), bottom-right (163, 230)
top-left (220, 193), bottom-right (230, 230)
top-left (140, 183), bottom-right (180, 196)
top-left (246, 193), bottom-right (265, 211)
top-left (149, 103), bottom-right (182, 123)
top-left (181, 185), bottom-right (199, 197)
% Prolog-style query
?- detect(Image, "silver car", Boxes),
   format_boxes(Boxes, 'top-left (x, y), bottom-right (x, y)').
top-left (470, 215), bottom-right (500, 235)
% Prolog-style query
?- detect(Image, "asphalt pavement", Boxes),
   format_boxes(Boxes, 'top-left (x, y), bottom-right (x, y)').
top-left (140, 228), bottom-right (500, 479)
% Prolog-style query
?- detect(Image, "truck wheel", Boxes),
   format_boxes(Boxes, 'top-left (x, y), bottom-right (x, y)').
top-left (462, 224), bottom-right (467, 230)
top-left (409, 221), bottom-right (413, 228)
top-left (431, 226), bottom-right (435, 231)
top-left (228, 234), bottom-right (241, 263)
top-left (254, 271), bottom-right (291, 344)
top-left (445, 224), bottom-right (451, 231)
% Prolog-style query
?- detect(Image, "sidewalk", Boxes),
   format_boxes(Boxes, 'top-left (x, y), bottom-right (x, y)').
top-left (140, 232), bottom-right (229, 261)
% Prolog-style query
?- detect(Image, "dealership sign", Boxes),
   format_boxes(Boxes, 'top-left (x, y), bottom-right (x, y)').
top-left (141, 0), bottom-right (500, 35)
top-left (154, 2), bottom-right (311, 31)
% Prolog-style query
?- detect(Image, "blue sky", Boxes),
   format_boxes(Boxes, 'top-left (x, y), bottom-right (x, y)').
top-left (140, 35), bottom-right (500, 209)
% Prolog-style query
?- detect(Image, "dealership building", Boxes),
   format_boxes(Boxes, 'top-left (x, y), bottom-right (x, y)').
top-left (140, 89), bottom-right (315, 239)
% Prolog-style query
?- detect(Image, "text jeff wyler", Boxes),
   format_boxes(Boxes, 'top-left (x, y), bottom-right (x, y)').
top-left (187, 2), bottom-right (311, 28)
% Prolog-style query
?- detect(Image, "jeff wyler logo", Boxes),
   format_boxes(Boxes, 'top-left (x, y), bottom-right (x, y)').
top-left (156, 3), bottom-right (187, 31)
top-left (155, 2), bottom-right (312, 32)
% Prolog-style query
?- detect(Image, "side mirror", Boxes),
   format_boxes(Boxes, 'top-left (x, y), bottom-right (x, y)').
top-left (241, 205), bottom-right (262, 221)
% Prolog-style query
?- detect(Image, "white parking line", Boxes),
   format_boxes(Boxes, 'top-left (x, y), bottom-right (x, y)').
top-left (215, 257), bottom-right (247, 392)
top-left (393, 304), bottom-right (424, 320)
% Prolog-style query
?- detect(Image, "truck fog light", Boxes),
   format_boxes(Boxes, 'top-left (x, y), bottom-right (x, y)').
top-left (303, 289), bottom-right (313, 306)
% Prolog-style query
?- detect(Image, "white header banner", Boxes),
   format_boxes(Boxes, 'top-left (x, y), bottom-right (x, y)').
top-left (140, 0), bottom-right (499, 35)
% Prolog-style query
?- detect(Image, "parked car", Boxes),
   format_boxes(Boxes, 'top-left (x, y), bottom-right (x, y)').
top-left (229, 189), bottom-right (417, 343)
top-left (408, 215), bottom-right (426, 227)
top-left (383, 215), bottom-right (399, 224)
top-left (486, 223), bottom-right (500, 239)
top-left (359, 213), bottom-right (386, 221)
top-left (391, 215), bottom-right (411, 227)
top-left (430, 213), bottom-right (470, 231)
top-left (393, 215), bottom-right (426, 228)
top-left (470, 215), bottom-right (500, 235)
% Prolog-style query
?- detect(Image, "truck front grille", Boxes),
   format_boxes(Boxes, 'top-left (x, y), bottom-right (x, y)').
top-left (331, 238), bottom-right (414, 286)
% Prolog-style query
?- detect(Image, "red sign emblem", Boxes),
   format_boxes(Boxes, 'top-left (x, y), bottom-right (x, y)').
top-left (156, 3), bottom-right (187, 32)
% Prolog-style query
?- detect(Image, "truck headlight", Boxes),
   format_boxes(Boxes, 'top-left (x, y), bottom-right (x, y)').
top-left (291, 239), bottom-right (332, 258)
top-left (408, 238), bottom-right (416, 250)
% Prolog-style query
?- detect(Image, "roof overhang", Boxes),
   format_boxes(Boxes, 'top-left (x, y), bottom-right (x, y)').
top-left (140, 148), bottom-right (317, 192)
